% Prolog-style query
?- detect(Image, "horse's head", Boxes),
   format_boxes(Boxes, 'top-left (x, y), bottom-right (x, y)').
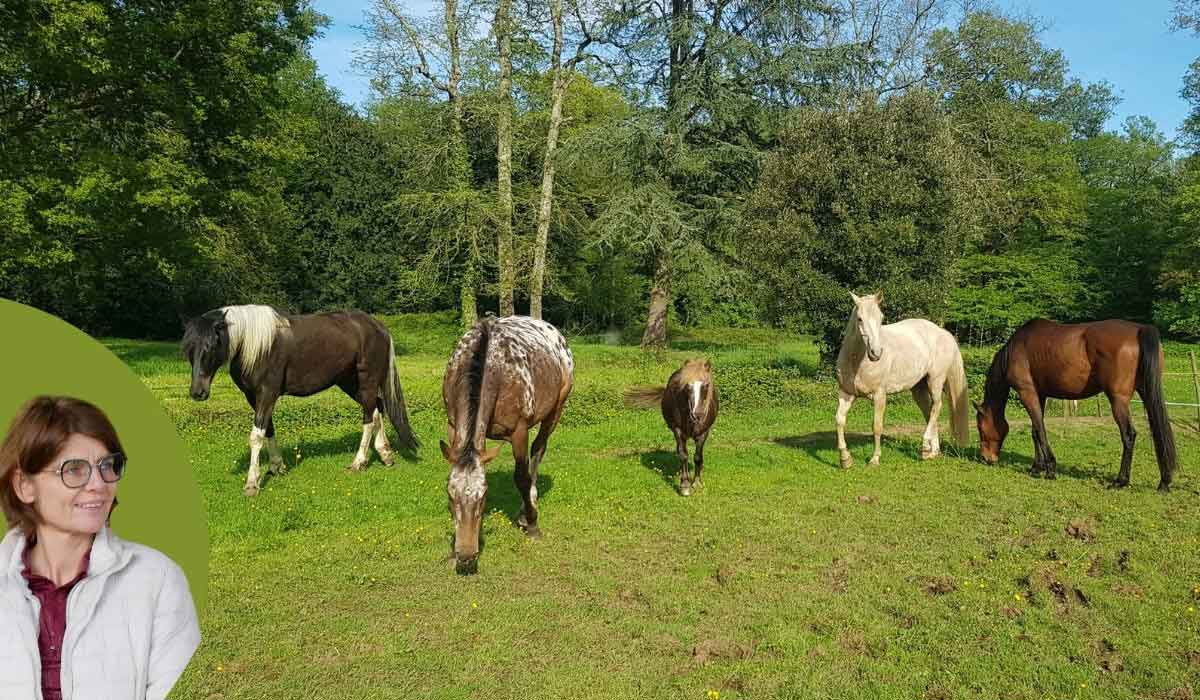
top-left (850, 292), bottom-right (884, 362)
top-left (441, 440), bottom-right (500, 575)
top-left (974, 401), bottom-right (1008, 464)
top-left (181, 311), bottom-right (230, 401)
top-left (680, 358), bottom-right (714, 424)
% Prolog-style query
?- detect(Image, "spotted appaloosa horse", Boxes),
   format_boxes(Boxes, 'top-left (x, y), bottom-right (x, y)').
top-left (183, 305), bottom-right (418, 496)
top-left (625, 358), bottom-right (718, 496)
top-left (440, 316), bottom-right (574, 574)
top-left (977, 319), bottom-right (1177, 491)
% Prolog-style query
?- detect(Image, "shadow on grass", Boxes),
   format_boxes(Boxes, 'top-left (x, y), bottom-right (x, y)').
top-left (231, 428), bottom-right (423, 489)
top-left (106, 339), bottom-right (182, 367)
top-left (639, 449), bottom-right (684, 494)
top-left (776, 427), bottom-right (1128, 486)
top-left (484, 467), bottom-right (555, 528)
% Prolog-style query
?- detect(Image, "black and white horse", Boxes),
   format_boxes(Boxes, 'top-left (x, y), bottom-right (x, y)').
top-left (182, 305), bottom-right (419, 495)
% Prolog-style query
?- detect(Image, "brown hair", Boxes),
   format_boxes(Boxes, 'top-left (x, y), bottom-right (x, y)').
top-left (0, 396), bottom-right (124, 537)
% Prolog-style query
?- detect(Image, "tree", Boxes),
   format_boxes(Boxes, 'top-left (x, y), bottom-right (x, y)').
top-left (495, 0), bottom-right (517, 316)
top-left (0, 0), bottom-right (319, 336)
top-left (598, 0), bottom-right (840, 347)
top-left (745, 91), bottom-right (989, 364)
top-left (359, 0), bottom-right (484, 326)
top-left (1155, 155), bottom-right (1200, 338)
top-left (527, 0), bottom-right (599, 320)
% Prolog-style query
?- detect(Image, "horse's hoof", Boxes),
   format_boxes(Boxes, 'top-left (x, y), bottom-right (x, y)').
top-left (839, 452), bottom-right (853, 469)
top-left (378, 450), bottom-right (396, 467)
top-left (680, 483), bottom-right (692, 497)
top-left (243, 484), bottom-right (260, 497)
top-left (867, 456), bottom-right (880, 467)
top-left (347, 461), bottom-right (368, 472)
top-left (516, 515), bottom-right (541, 539)
top-left (1108, 479), bottom-right (1130, 489)
top-left (920, 450), bottom-right (940, 460)
top-left (1044, 471), bottom-right (1056, 481)
top-left (1157, 482), bottom-right (1171, 493)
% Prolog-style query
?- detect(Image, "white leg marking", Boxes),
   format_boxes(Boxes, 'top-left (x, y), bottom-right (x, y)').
top-left (350, 422), bottom-right (373, 471)
top-left (246, 426), bottom-right (267, 496)
top-left (373, 409), bottom-right (395, 465)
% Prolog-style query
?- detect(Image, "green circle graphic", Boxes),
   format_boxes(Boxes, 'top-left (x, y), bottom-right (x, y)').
top-left (0, 299), bottom-right (207, 613)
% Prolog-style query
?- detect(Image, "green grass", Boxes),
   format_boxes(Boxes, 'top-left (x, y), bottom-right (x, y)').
top-left (110, 317), bottom-right (1200, 700)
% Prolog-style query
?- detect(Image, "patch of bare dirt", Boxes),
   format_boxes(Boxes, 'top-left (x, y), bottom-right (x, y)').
top-left (1096, 638), bottom-right (1124, 674)
top-left (1000, 605), bottom-right (1021, 619)
top-left (823, 558), bottom-right (849, 593)
top-left (856, 495), bottom-right (876, 504)
top-left (1066, 518), bottom-right (1096, 541)
top-left (692, 639), bottom-right (754, 665)
top-left (1087, 553), bottom-right (1104, 577)
top-left (838, 630), bottom-right (868, 655)
top-left (923, 576), bottom-right (956, 596)
top-left (1114, 583), bottom-right (1144, 599)
top-left (1018, 526), bottom-right (1046, 547)
top-left (714, 564), bottom-right (736, 586)
top-left (1185, 649), bottom-right (1200, 668)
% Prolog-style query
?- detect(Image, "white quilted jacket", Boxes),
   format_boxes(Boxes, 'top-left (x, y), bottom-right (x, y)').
top-left (0, 526), bottom-right (201, 700)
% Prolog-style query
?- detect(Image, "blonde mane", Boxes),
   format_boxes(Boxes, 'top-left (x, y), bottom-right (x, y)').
top-left (221, 305), bottom-right (289, 374)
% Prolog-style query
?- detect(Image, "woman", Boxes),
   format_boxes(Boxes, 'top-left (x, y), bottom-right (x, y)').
top-left (0, 396), bottom-right (201, 700)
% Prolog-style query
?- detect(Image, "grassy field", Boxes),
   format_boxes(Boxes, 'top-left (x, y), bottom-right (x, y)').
top-left (109, 314), bottom-right (1200, 700)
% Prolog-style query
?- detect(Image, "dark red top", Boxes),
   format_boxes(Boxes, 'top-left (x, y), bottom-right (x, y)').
top-left (21, 543), bottom-right (90, 700)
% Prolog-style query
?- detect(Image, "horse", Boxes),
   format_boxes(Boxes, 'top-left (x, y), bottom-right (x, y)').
top-left (440, 315), bottom-right (574, 575)
top-left (976, 319), bottom-right (1177, 491)
top-left (624, 358), bottom-right (718, 496)
top-left (835, 292), bottom-right (969, 467)
top-left (182, 305), bottom-right (419, 496)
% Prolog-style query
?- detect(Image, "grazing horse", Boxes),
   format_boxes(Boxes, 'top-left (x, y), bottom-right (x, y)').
top-left (836, 292), bottom-right (969, 467)
top-left (976, 319), bottom-right (1176, 491)
top-left (624, 359), bottom-right (718, 496)
top-left (182, 305), bottom-right (419, 496)
top-left (440, 316), bottom-right (573, 575)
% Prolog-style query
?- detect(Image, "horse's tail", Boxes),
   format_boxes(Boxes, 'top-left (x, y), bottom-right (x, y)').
top-left (947, 342), bottom-right (970, 446)
top-left (624, 386), bottom-right (666, 409)
top-left (381, 336), bottom-right (420, 452)
top-left (1136, 325), bottom-right (1176, 490)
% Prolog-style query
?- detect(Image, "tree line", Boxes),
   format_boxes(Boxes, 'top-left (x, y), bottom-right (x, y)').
top-left (2, 0), bottom-right (1198, 363)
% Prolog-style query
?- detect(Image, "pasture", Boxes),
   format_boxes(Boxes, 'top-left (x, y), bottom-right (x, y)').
top-left (111, 314), bottom-right (1199, 699)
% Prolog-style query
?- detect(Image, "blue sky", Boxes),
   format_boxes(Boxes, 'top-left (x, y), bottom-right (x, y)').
top-left (310, 0), bottom-right (1198, 138)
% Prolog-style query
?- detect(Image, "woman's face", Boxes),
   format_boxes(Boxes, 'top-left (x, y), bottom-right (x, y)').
top-left (15, 433), bottom-right (118, 540)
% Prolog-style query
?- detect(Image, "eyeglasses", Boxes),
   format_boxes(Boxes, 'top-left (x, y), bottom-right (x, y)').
top-left (48, 453), bottom-right (126, 489)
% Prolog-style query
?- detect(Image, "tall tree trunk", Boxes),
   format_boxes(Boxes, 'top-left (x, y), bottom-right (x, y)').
top-left (530, 0), bottom-right (568, 320)
top-left (641, 248), bottom-right (671, 348)
top-left (445, 0), bottom-right (477, 327)
top-left (461, 272), bottom-right (478, 328)
top-left (495, 0), bottom-right (516, 316)
top-left (641, 0), bottom-right (691, 348)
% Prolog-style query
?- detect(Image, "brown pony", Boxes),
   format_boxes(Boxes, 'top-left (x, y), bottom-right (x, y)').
top-left (625, 359), bottom-right (718, 496)
top-left (976, 319), bottom-right (1177, 491)
top-left (440, 316), bottom-right (574, 574)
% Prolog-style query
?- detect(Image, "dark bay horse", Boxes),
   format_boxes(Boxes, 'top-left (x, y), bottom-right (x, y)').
top-left (183, 305), bottom-right (419, 496)
top-left (440, 316), bottom-right (574, 574)
top-left (976, 319), bottom-right (1177, 491)
top-left (625, 358), bottom-right (718, 496)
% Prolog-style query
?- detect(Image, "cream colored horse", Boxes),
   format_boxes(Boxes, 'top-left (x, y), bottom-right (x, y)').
top-left (835, 292), bottom-right (969, 467)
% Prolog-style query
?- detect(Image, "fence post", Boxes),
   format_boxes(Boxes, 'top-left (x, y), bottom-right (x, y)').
top-left (1190, 351), bottom-right (1200, 433)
